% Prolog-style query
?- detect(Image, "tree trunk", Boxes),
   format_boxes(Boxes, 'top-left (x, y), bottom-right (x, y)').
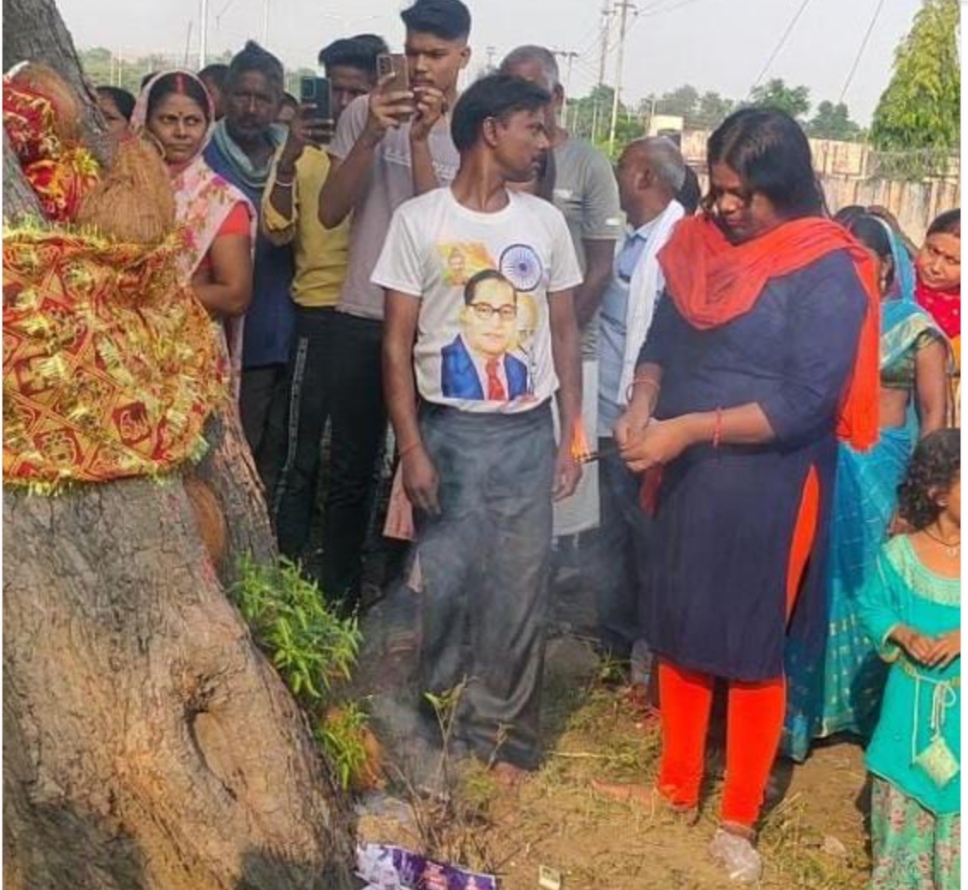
top-left (2, 2), bottom-right (357, 887)
top-left (3, 0), bottom-right (111, 163)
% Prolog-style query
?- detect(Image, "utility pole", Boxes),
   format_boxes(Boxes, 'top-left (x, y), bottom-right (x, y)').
top-left (592, 3), bottom-right (612, 143)
top-left (597, 3), bottom-right (612, 87)
top-left (552, 49), bottom-right (579, 121)
top-left (485, 45), bottom-right (496, 72)
top-left (608, 0), bottom-right (636, 154)
top-left (199, 0), bottom-right (208, 67)
top-left (184, 20), bottom-right (194, 67)
top-left (262, 0), bottom-right (270, 46)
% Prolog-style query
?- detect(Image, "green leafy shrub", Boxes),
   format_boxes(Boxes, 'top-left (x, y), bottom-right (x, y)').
top-left (232, 556), bottom-right (361, 702)
top-left (230, 557), bottom-right (378, 790)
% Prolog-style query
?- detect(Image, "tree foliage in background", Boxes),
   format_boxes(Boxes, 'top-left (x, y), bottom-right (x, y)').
top-left (693, 91), bottom-right (734, 130)
top-left (806, 101), bottom-right (864, 142)
top-left (567, 84), bottom-right (645, 157)
top-left (749, 78), bottom-right (811, 119)
top-left (77, 46), bottom-right (310, 98)
top-left (870, 0), bottom-right (960, 151)
top-left (655, 83), bottom-right (699, 119)
top-left (646, 84), bottom-right (733, 131)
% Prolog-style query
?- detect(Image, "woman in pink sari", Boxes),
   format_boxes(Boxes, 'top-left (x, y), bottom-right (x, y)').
top-left (131, 69), bottom-right (254, 395)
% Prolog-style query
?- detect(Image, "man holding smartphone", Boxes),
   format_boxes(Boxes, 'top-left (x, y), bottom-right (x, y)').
top-left (262, 34), bottom-right (388, 568)
top-left (316, 0), bottom-right (471, 612)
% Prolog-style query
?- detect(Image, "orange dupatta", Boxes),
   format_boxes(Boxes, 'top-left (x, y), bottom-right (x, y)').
top-left (657, 215), bottom-right (881, 450)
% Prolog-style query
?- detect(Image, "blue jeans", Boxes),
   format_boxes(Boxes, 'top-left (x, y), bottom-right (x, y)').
top-left (416, 403), bottom-right (555, 770)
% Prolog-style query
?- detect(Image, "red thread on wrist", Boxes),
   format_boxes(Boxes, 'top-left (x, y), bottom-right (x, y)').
top-left (712, 407), bottom-right (723, 449)
top-left (398, 440), bottom-right (422, 459)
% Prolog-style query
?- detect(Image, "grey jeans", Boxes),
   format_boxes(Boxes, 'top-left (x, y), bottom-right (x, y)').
top-left (595, 438), bottom-right (652, 660)
top-left (416, 402), bottom-right (555, 770)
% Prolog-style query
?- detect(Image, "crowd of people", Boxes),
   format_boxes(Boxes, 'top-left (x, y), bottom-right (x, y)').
top-left (93, 0), bottom-right (961, 884)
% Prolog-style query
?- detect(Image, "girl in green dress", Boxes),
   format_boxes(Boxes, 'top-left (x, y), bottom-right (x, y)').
top-left (859, 428), bottom-right (960, 890)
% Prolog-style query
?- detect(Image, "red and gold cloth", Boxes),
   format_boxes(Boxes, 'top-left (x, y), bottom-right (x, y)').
top-left (3, 78), bottom-right (99, 222)
top-left (3, 229), bottom-right (229, 489)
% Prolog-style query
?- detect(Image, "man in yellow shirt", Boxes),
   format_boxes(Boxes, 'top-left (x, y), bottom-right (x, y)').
top-left (263, 34), bottom-right (387, 564)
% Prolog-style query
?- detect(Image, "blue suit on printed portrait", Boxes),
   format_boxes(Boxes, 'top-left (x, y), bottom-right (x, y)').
top-left (441, 335), bottom-right (529, 400)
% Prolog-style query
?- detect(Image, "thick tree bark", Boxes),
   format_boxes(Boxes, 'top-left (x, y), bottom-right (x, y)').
top-left (3, 0), bottom-right (111, 163)
top-left (2, 131), bottom-right (42, 219)
top-left (2, 2), bottom-right (357, 887)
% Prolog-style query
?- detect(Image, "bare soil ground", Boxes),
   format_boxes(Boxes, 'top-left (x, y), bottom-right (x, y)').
top-left (354, 591), bottom-right (871, 890)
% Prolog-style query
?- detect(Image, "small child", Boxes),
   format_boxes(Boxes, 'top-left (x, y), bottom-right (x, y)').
top-left (859, 429), bottom-right (960, 890)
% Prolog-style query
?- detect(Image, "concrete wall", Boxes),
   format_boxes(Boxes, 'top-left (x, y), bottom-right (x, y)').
top-left (680, 129), bottom-right (960, 244)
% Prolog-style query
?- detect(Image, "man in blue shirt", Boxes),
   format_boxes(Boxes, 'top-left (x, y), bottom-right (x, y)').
top-left (596, 137), bottom-right (687, 677)
top-left (204, 41), bottom-right (295, 493)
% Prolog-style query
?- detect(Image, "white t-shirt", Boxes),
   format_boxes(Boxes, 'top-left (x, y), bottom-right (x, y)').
top-left (372, 187), bottom-right (583, 414)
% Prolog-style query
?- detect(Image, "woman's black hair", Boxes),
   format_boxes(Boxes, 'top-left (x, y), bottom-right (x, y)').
top-left (833, 204), bottom-right (866, 228)
top-left (451, 73), bottom-right (550, 153)
top-left (706, 107), bottom-right (822, 218)
top-left (897, 428), bottom-right (961, 531)
top-left (846, 214), bottom-right (896, 290)
top-left (226, 40), bottom-right (285, 96)
top-left (400, 0), bottom-right (471, 41)
top-left (146, 72), bottom-right (212, 121)
top-left (675, 165), bottom-right (701, 215)
top-left (927, 208), bottom-right (961, 239)
top-left (96, 85), bottom-right (136, 121)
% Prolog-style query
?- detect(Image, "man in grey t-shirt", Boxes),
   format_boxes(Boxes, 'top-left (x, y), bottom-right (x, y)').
top-left (501, 46), bottom-right (622, 540)
top-left (501, 47), bottom-right (621, 648)
top-left (314, 0), bottom-right (470, 609)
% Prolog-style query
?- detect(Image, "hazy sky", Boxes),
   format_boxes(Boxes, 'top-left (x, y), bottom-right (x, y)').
top-left (56, 0), bottom-right (926, 124)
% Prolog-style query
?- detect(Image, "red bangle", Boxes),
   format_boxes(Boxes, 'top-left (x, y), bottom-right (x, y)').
top-left (712, 407), bottom-right (723, 449)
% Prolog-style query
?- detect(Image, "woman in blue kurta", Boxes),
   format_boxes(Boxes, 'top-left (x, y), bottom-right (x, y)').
top-left (858, 429), bottom-right (960, 890)
top-left (784, 215), bottom-right (949, 761)
top-left (605, 109), bottom-right (880, 882)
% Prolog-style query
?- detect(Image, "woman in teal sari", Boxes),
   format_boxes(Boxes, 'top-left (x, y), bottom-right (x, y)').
top-left (784, 214), bottom-right (950, 761)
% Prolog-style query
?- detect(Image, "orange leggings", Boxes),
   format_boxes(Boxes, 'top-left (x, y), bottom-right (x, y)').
top-left (656, 661), bottom-right (786, 828)
top-left (654, 468), bottom-right (819, 828)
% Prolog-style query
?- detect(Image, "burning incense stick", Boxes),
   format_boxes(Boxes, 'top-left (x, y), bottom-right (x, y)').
top-left (576, 440), bottom-right (621, 464)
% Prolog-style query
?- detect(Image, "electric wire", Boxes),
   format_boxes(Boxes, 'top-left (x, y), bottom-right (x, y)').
top-left (749, 0), bottom-right (813, 92)
top-left (838, 0), bottom-right (887, 103)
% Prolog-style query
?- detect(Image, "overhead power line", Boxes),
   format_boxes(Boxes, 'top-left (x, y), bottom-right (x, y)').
top-left (640, 0), bottom-right (710, 18)
top-left (838, 0), bottom-right (887, 103)
top-left (749, 0), bottom-right (813, 92)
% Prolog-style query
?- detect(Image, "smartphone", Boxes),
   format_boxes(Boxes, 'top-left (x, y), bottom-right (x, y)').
top-left (299, 75), bottom-right (333, 123)
top-left (376, 52), bottom-right (410, 91)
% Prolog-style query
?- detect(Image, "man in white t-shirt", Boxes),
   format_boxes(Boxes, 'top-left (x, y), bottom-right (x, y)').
top-left (373, 73), bottom-right (583, 781)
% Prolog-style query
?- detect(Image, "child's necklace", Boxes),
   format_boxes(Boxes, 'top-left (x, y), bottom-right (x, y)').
top-left (923, 527), bottom-right (961, 559)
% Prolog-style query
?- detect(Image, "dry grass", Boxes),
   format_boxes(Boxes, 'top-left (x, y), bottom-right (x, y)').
top-left (359, 637), bottom-right (870, 890)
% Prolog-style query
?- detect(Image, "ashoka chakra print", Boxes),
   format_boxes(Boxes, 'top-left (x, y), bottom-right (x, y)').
top-left (499, 244), bottom-right (542, 292)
